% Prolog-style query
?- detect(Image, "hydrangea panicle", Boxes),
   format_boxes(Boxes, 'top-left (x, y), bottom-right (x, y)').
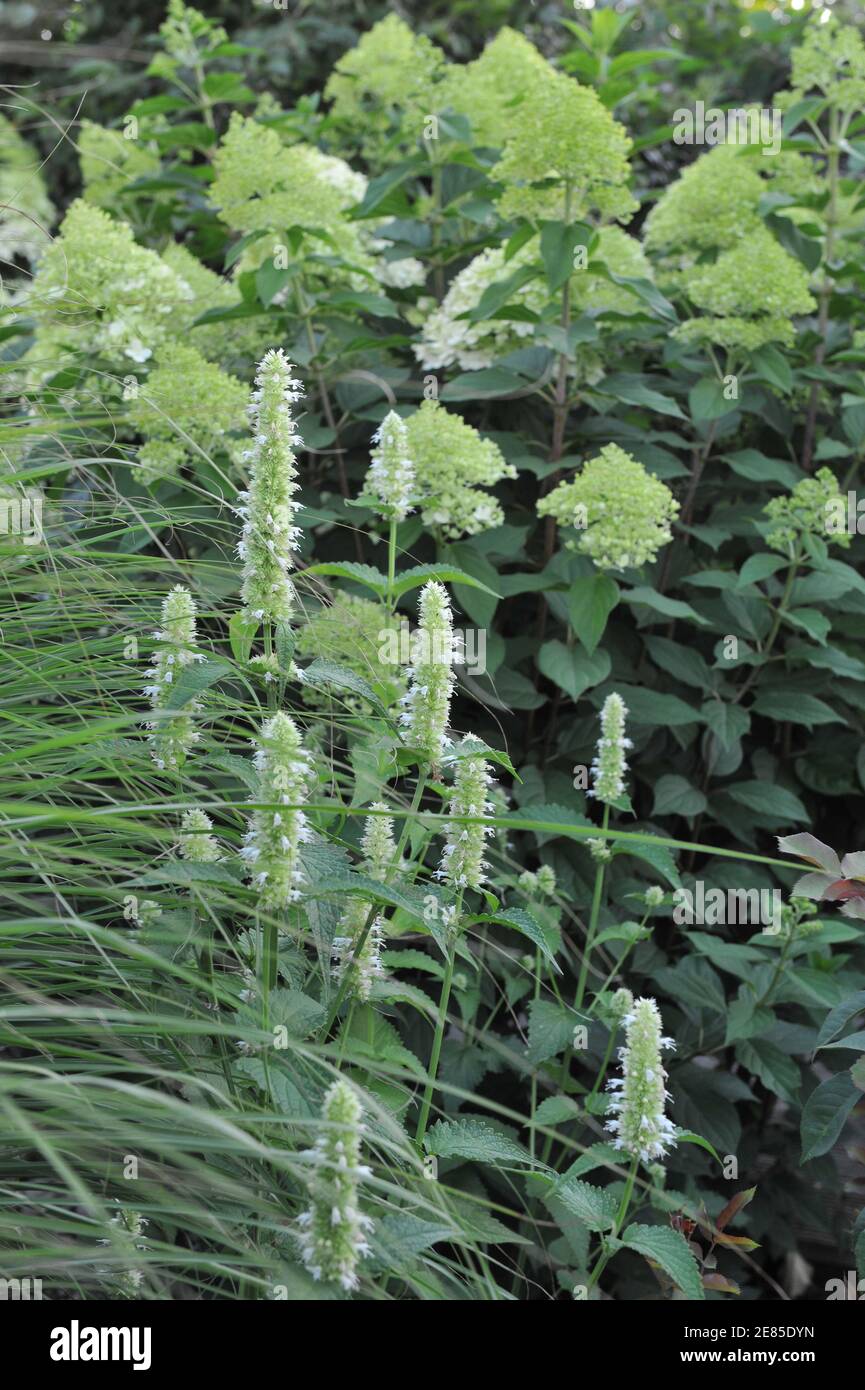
top-left (404, 400), bottom-right (515, 539)
top-left (0, 112), bottom-right (55, 265)
top-left (492, 69), bottom-right (635, 225)
top-left (538, 444), bottom-right (678, 572)
top-left (294, 592), bottom-right (405, 710)
top-left (765, 467), bottom-right (851, 553)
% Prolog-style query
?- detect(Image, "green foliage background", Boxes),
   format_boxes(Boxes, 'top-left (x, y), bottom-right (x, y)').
top-left (1, 0), bottom-right (865, 1302)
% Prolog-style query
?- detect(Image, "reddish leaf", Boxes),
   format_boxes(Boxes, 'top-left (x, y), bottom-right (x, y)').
top-left (824, 879), bottom-right (865, 902)
top-left (703, 1272), bottom-right (741, 1295)
top-left (716, 1185), bottom-right (757, 1233)
top-left (671, 1213), bottom-right (697, 1239)
top-left (713, 1232), bottom-right (761, 1251)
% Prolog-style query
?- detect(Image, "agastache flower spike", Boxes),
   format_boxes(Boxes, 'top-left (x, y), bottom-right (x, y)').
top-left (241, 712), bottom-right (313, 909)
top-left (331, 804), bottom-right (395, 1002)
top-left (360, 802), bottom-right (397, 881)
top-left (437, 740), bottom-right (495, 891)
top-left (179, 808), bottom-right (222, 863)
top-left (144, 584), bottom-right (205, 771)
top-left (331, 901), bottom-right (384, 1002)
top-left (605, 996), bottom-right (677, 1163)
top-left (98, 1204), bottom-right (149, 1299)
top-left (296, 1078), bottom-right (374, 1292)
top-left (399, 580), bottom-right (455, 767)
top-left (589, 692), bottom-right (632, 805)
top-left (237, 348), bottom-right (304, 627)
top-left (366, 410), bottom-right (415, 522)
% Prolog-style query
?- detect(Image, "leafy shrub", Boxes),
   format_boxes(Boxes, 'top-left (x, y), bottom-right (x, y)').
top-left (2, 0), bottom-right (865, 1303)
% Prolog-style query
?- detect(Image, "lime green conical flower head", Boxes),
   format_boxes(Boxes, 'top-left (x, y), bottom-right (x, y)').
top-left (0, 112), bottom-right (55, 265)
top-left (237, 349), bottom-right (303, 627)
top-left (399, 580), bottom-right (455, 767)
top-left (296, 1078), bottom-right (374, 1291)
top-left (144, 585), bottom-right (205, 771)
top-left (606, 996), bottom-right (677, 1163)
top-left (537, 444), bottom-right (678, 572)
top-left (242, 712), bottom-right (313, 909)
top-left (492, 68), bottom-right (635, 224)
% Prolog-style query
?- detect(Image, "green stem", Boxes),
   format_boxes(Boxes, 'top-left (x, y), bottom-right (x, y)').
top-left (586, 1154), bottom-right (639, 1293)
top-left (386, 515), bottom-right (398, 614)
top-left (263, 620), bottom-right (277, 712)
top-left (529, 945), bottom-right (542, 1168)
top-left (734, 542), bottom-right (801, 705)
top-left (415, 931), bottom-right (457, 1150)
top-left (575, 803), bottom-right (610, 1011)
top-left (392, 771), bottom-right (427, 872)
top-left (802, 103), bottom-right (840, 470)
top-left (584, 1028), bottom-right (617, 1112)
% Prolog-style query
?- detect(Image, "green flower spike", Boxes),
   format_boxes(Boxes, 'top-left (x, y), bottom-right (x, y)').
top-left (144, 585), bottom-right (205, 771)
top-left (237, 348), bottom-right (304, 627)
top-left (437, 740), bottom-right (495, 892)
top-left (296, 1078), bottom-right (374, 1292)
top-left (242, 712), bottom-right (313, 910)
top-left (606, 997), bottom-right (678, 1163)
top-left (399, 580), bottom-right (456, 767)
top-left (179, 809), bottom-right (222, 863)
top-left (331, 804), bottom-right (396, 1002)
top-left (367, 411), bottom-right (415, 522)
top-left (590, 692), bottom-right (632, 806)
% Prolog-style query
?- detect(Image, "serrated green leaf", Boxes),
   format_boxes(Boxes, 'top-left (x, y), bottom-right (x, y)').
top-left (425, 1116), bottom-right (532, 1166)
top-left (622, 1223), bottom-right (704, 1299)
top-left (555, 1179), bottom-right (617, 1232)
top-left (474, 907), bottom-right (561, 973)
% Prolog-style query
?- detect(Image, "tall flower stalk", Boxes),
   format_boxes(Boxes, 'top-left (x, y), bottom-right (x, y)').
top-left (399, 579), bottom-right (455, 769)
top-left (296, 1078), bottom-right (374, 1291)
top-left (242, 712), bottom-right (314, 994)
top-left (144, 584), bottom-right (205, 771)
top-left (416, 744), bottom-right (493, 1149)
top-left (236, 348), bottom-right (303, 704)
top-left (605, 996), bottom-right (677, 1162)
top-left (366, 411), bottom-right (415, 612)
top-left (576, 692), bottom-right (631, 1009)
top-left (582, 998), bottom-right (677, 1292)
top-left (331, 803), bottom-right (396, 1003)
